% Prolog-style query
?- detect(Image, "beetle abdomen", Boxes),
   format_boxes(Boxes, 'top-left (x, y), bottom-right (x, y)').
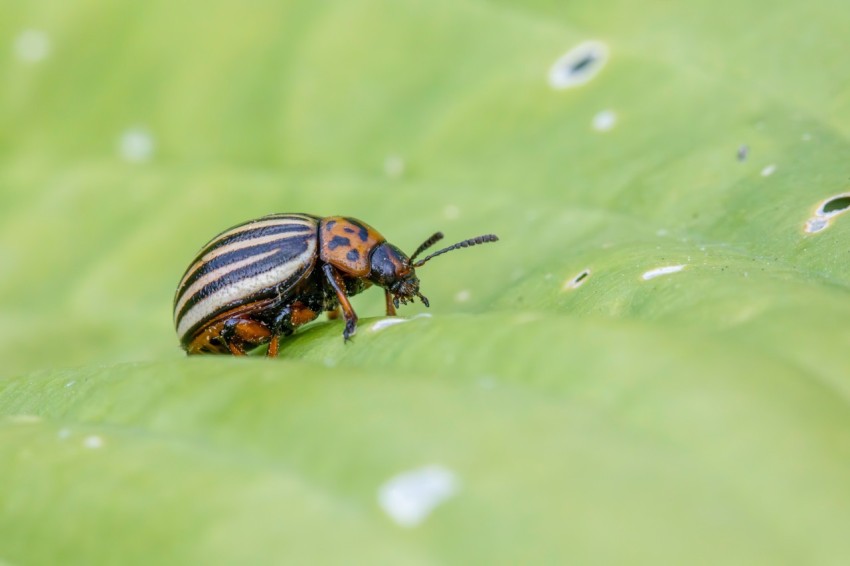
top-left (173, 213), bottom-right (319, 347)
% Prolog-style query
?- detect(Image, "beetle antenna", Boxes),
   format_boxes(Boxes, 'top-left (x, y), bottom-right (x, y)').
top-left (409, 232), bottom-right (444, 264)
top-left (413, 234), bottom-right (499, 268)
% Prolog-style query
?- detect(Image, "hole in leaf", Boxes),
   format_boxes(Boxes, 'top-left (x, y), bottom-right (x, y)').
top-left (820, 195), bottom-right (850, 215)
top-left (548, 41), bottom-right (608, 90)
top-left (805, 192), bottom-right (850, 233)
top-left (564, 269), bottom-right (591, 290)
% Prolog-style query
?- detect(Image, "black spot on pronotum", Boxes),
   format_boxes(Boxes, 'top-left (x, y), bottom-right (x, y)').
top-left (346, 249), bottom-right (360, 262)
top-left (345, 218), bottom-right (370, 242)
top-left (325, 220), bottom-right (337, 231)
top-left (821, 195), bottom-right (850, 215)
top-left (328, 236), bottom-right (350, 250)
top-left (549, 41), bottom-right (608, 90)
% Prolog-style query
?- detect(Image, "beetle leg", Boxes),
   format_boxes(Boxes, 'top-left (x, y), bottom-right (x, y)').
top-left (322, 263), bottom-right (358, 341)
top-left (221, 319), bottom-right (248, 356)
top-left (267, 335), bottom-right (281, 358)
top-left (265, 306), bottom-right (292, 358)
top-left (384, 289), bottom-right (397, 316)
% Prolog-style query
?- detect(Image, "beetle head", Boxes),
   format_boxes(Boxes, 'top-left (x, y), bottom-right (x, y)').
top-left (368, 242), bottom-right (427, 308)
top-left (368, 232), bottom-right (499, 310)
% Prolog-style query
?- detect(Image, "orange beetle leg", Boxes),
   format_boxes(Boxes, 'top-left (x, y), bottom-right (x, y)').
top-left (384, 289), bottom-right (397, 316)
top-left (322, 264), bottom-right (358, 341)
top-left (213, 316), bottom-right (273, 356)
top-left (267, 335), bottom-right (280, 358)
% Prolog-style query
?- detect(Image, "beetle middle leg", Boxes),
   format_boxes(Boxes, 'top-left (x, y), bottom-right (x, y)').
top-left (266, 302), bottom-right (320, 357)
top-left (322, 264), bottom-right (358, 340)
top-left (219, 317), bottom-right (272, 356)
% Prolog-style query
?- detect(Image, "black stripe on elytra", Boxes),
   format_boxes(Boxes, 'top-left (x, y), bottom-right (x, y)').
top-left (344, 218), bottom-right (370, 242)
top-left (346, 249), bottom-right (360, 262)
top-left (201, 222), bottom-right (315, 257)
top-left (177, 237), bottom-right (311, 322)
top-left (328, 235), bottom-right (351, 250)
top-left (180, 233), bottom-right (312, 295)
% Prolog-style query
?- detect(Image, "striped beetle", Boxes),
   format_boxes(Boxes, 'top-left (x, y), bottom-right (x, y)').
top-left (173, 214), bottom-right (498, 356)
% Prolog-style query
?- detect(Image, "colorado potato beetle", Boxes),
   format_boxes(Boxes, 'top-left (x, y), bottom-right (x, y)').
top-left (173, 214), bottom-right (498, 356)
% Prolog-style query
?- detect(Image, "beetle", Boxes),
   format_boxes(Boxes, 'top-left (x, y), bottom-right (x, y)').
top-left (173, 213), bottom-right (498, 356)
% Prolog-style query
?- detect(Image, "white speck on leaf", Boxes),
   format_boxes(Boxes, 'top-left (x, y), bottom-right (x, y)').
top-left (443, 204), bottom-right (460, 220)
top-left (761, 164), bottom-right (776, 177)
top-left (378, 465), bottom-right (459, 527)
top-left (83, 435), bottom-right (104, 449)
top-left (371, 318), bottom-right (408, 332)
top-left (548, 40), bottom-right (608, 90)
top-left (592, 109), bottom-right (617, 132)
top-left (384, 154), bottom-right (405, 179)
top-left (14, 29), bottom-right (51, 62)
top-left (118, 127), bottom-right (155, 163)
top-left (454, 290), bottom-right (471, 303)
top-left (805, 217), bottom-right (829, 233)
top-left (65, 380), bottom-right (76, 388)
top-left (58, 428), bottom-right (72, 440)
top-left (642, 265), bottom-right (686, 281)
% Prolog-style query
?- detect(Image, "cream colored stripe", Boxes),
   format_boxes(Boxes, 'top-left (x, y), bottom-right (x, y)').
top-left (176, 239), bottom-right (316, 339)
top-left (177, 229), bottom-right (313, 291)
top-left (174, 248), bottom-right (279, 318)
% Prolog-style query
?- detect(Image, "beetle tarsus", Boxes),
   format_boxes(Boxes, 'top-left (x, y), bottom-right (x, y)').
top-left (343, 318), bottom-right (357, 341)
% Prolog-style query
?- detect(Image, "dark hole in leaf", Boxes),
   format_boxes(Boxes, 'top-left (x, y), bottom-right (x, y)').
top-left (549, 41), bottom-right (608, 89)
top-left (565, 269), bottom-right (591, 290)
top-left (822, 196), bottom-right (850, 214)
top-left (569, 54), bottom-right (596, 74)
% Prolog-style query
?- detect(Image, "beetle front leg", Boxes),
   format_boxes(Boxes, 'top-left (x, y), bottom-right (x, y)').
top-left (322, 263), bottom-right (358, 341)
top-left (384, 289), bottom-right (397, 316)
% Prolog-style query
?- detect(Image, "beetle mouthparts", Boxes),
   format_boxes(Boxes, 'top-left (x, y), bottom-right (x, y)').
top-left (390, 278), bottom-right (426, 309)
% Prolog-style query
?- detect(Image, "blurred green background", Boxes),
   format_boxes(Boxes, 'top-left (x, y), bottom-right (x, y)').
top-left (2, 0), bottom-right (850, 564)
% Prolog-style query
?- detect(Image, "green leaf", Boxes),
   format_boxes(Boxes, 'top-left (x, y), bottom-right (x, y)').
top-left (2, 0), bottom-right (850, 563)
